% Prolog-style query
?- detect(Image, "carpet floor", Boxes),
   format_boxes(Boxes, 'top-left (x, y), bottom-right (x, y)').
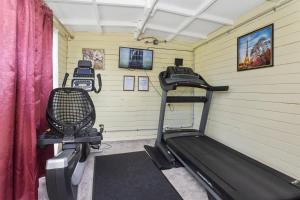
top-left (38, 139), bottom-right (208, 200)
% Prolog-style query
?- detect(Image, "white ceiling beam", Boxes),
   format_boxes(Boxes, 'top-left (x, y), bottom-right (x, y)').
top-left (46, 0), bottom-right (232, 25)
top-left (62, 20), bottom-right (207, 39)
top-left (61, 19), bottom-right (97, 26)
top-left (166, 0), bottom-right (218, 41)
top-left (99, 0), bottom-right (145, 8)
top-left (146, 24), bottom-right (207, 39)
top-left (45, 0), bottom-right (94, 5)
top-left (134, 0), bottom-right (159, 39)
top-left (45, 0), bottom-right (91, 4)
top-left (154, 2), bottom-right (232, 25)
top-left (145, 24), bottom-right (174, 33)
top-left (100, 21), bottom-right (136, 27)
top-left (45, 0), bottom-right (144, 8)
top-left (93, 0), bottom-right (102, 32)
top-left (62, 19), bottom-right (136, 27)
top-left (155, 3), bottom-right (193, 16)
top-left (180, 31), bottom-right (207, 39)
top-left (198, 13), bottom-right (233, 25)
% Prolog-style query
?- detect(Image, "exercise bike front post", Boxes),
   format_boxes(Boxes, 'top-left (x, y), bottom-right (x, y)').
top-left (62, 73), bottom-right (69, 88)
top-left (93, 74), bottom-right (102, 93)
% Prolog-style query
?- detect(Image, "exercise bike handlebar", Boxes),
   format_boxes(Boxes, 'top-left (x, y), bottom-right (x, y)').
top-left (62, 73), bottom-right (69, 88)
top-left (93, 74), bottom-right (102, 93)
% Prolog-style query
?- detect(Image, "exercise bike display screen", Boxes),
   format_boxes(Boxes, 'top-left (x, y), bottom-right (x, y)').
top-left (72, 79), bottom-right (93, 91)
top-left (77, 68), bottom-right (92, 75)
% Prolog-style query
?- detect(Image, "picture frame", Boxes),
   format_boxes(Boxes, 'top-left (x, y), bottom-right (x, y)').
top-left (82, 48), bottom-right (105, 70)
top-left (123, 75), bottom-right (135, 91)
top-left (237, 24), bottom-right (274, 71)
top-left (138, 76), bottom-right (149, 91)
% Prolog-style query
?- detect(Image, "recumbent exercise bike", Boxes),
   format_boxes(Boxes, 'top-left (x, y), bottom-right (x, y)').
top-left (38, 60), bottom-right (103, 200)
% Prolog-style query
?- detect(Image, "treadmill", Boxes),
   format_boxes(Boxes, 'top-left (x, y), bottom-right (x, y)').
top-left (151, 66), bottom-right (300, 200)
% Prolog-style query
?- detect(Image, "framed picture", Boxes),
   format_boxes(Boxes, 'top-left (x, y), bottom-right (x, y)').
top-left (237, 24), bottom-right (274, 71)
top-left (138, 76), bottom-right (149, 91)
top-left (123, 76), bottom-right (135, 91)
top-left (82, 48), bottom-right (105, 70)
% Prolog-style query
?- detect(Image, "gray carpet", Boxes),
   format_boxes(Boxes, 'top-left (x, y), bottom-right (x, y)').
top-left (38, 139), bottom-right (208, 200)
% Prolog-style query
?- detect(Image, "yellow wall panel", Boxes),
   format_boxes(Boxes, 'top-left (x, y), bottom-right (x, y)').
top-left (194, 1), bottom-right (300, 180)
top-left (66, 32), bottom-right (194, 140)
top-left (53, 19), bottom-right (68, 85)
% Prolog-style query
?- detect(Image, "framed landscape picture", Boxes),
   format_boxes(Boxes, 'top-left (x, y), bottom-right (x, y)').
top-left (237, 24), bottom-right (274, 71)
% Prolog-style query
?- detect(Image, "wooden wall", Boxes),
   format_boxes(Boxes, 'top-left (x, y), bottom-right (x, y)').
top-left (194, 1), bottom-right (300, 180)
top-left (53, 19), bottom-right (68, 85)
top-left (67, 33), bottom-right (194, 140)
top-left (54, 0), bottom-right (300, 179)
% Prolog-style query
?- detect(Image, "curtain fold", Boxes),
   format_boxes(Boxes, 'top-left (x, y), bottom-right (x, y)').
top-left (0, 0), bottom-right (18, 199)
top-left (0, 0), bottom-right (53, 199)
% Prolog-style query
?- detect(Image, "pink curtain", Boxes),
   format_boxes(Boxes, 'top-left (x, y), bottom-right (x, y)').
top-left (0, 0), bottom-right (53, 199)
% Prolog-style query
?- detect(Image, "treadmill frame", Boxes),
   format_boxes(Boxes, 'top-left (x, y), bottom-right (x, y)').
top-left (155, 69), bottom-right (229, 200)
top-left (155, 89), bottom-right (214, 163)
top-left (154, 68), bottom-right (300, 200)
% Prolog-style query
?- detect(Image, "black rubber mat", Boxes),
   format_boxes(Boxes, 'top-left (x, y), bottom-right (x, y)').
top-left (93, 151), bottom-right (182, 200)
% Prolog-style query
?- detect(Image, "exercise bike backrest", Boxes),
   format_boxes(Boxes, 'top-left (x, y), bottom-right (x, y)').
top-left (62, 60), bottom-right (102, 93)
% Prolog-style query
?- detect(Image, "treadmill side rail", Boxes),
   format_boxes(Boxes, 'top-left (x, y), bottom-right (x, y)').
top-left (168, 148), bottom-right (224, 200)
top-left (292, 180), bottom-right (300, 189)
top-left (163, 131), bottom-right (199, 140)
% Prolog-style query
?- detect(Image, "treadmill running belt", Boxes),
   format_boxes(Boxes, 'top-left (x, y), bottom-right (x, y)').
top-left (167, 136), bottom-right (300, 200)
top-left (93, 151), bottom-right (182, 200)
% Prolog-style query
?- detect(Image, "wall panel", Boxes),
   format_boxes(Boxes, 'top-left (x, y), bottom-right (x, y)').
top-left (67, 33), bottom-right (194, 140)
top-left (194, 1), bottom-right (300, 179)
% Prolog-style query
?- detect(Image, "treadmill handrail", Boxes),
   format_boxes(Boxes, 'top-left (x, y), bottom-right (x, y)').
top-left (208, 85), bottom-right (229, 91)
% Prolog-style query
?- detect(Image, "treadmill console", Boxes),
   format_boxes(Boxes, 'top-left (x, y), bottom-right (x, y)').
top-left (160, 66), bottom-right (206, 90)
top-left (165, 66), bottom-right (199, 80)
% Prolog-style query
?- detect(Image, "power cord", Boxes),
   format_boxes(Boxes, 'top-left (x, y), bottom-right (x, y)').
top-left (100, 142), bottom-right (112, 151)
top-left (92, 142), bottom-right (112, 153)
top-left (168, 103), bottom-right (175, 111)
top-left (144, 69), bottom-right (176, 112)
top-left (144, 69), bottom-right (162, 97)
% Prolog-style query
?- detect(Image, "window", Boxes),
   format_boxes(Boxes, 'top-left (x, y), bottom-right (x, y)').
top-left (52, 28), bottom-right (59, 88)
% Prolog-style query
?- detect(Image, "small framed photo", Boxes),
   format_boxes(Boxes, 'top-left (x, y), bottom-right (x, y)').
top-left (138, 76), bottom-right (149, 91)
top-left (237, 24), bottom-right (274, 71)
top-left (123, 76), bottom-right (135, 91)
